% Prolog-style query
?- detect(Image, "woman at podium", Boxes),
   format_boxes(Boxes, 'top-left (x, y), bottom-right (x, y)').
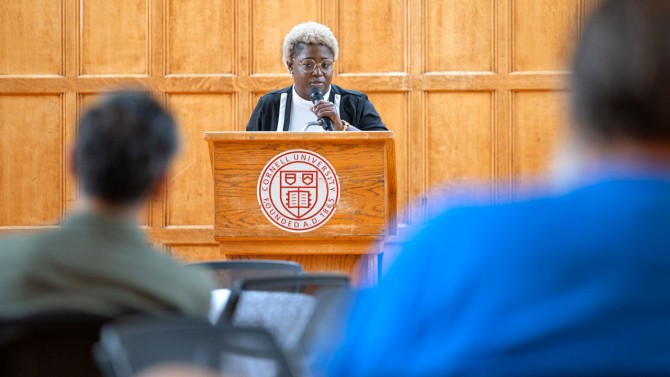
top-left (246, 22), bottom-right (388, 132)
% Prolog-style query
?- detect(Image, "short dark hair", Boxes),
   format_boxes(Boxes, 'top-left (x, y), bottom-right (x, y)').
top-left (75, 90), bottom-right (179, 205)
top-left (571, 0), bottom-right (670, 143)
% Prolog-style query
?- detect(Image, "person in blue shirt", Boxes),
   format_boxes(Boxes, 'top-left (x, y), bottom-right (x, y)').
top-left (316, 1), bottom-right (670, 376)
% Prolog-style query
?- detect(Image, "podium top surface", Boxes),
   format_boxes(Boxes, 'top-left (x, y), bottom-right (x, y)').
top-left (204, 131), bottom-right (394, 142)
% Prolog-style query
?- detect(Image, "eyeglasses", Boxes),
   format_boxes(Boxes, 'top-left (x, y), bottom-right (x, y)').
top-left (292, 58), bottom-right (335, 73)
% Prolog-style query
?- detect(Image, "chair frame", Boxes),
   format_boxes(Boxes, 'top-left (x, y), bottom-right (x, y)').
top-left (220, 273), bottom-right (350, 326)
top-left (188, 260), bottom-right (303, 272)
top-left (95, 315), bottom-right (295, 377)
top-left (187, 260), bottom-right (304, 289)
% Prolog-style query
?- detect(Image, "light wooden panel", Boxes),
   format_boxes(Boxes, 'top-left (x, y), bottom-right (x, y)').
top-left (366, 92), bottom-right (409, 223)
top-left (167, 0), bottom-right (235, 74)
top-left (250, 253), bottom-right (362, 275)
top-left (0, 95), bottom-right (62, 226)
top-left (426, 0), bottom-right (494, 72)
top-left (427, 92), bottom-right (494, 204)
top-left (251, 0), bottom-right (321, 74)
top-left (339, 0), bottom-right (406, 73)
top-left (512, 0), bottom-right (579, 72)
top-left (80, 0), bottom-right (148, 75)
top-left (169, 244), bottom-right (222, 262)
top-left (166, 94), bottom-right (234, 226)
top-left (0, 1), bottom-right (62, 75)
top-left (0, 0), bottom-right (595, 270)
top-left (512, 90), bottom-right (568, 196)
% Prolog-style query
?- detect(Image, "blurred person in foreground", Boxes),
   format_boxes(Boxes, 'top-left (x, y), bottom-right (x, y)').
top-left (316, 0), bottom-right (670, 375)
top-left (0, 91), bottom-right (213, 317)
top-left (136, 363), bottom-right (220, 377)
top-left (246, 21), bottom-right (387, 132)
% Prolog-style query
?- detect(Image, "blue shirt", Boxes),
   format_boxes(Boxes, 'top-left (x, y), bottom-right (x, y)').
top-left (322, 177), bottom-right (670, 376)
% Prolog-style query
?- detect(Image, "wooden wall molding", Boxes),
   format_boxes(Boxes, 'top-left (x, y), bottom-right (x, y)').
top-left (0, 0), bottom-right (602, 262)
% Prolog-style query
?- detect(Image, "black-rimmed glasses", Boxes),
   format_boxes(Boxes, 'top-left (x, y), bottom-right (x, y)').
top-left (292, 58), bottom-right (335, 73)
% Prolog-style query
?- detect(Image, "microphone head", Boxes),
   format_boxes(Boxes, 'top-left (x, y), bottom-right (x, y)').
top-left (309, 87), bottom-right (324, 103)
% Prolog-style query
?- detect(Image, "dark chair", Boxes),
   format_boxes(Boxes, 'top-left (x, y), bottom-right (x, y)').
top-left (0, 311), bottom-right (113, 377)
top-left (94, 315), bottom-right (294, 377)
top-left (188, 260), bottom-right (304, 324)
top-left (220, 274), bottom-right (351, 350)
top-left (187, 260), bottom-right (304, 289)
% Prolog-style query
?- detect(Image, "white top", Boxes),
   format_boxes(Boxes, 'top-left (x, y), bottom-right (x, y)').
top-left (288, 85), bottom-right (334, 132)
top-left (208, 288), bottom-right (231, 324)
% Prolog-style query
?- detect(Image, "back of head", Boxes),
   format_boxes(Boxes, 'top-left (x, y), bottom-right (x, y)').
top-left (571, 0), bottom-right (670, 144)
top-left (75, 90), bottom-right (178, 206)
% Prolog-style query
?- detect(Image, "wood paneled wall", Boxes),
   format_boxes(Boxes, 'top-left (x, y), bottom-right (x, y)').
top-left (0, 0), bottom-right (600, 263)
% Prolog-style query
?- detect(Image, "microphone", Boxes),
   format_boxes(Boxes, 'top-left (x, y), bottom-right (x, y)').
top-left (309, 87), bottom-right (335, 131)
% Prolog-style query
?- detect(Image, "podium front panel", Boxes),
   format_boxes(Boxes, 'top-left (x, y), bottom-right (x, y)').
top-left (209, 133), bottom-right (391, 239)
top-left (205, 132), bottom-right (396, 285)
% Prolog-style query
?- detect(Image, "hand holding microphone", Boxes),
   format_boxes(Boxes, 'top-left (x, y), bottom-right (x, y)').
top-left (309, 87), bottom-right (336, 131)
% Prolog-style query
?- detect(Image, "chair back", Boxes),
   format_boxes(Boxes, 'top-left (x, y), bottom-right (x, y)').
top-left (95, 315), bottom-right (294, 377)
top-left (0, 312), bottom-right (112, 377)
top-left (187, 260), bottom-right (303, 289)
top-left (189, 260), bottom-right (305, 324)
top-left (220, 274), bottom-right (350, 350)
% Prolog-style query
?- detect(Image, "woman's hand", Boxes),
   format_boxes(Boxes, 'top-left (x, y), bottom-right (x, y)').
top-left (311, 100), bottom-right (344, 131)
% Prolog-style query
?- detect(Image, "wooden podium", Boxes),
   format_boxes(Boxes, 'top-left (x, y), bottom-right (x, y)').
top-left (204, 132), bottom-right (396, 285)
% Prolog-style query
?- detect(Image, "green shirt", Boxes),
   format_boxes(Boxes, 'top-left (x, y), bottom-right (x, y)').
top-left (0, 212), bottom-right (214, 317)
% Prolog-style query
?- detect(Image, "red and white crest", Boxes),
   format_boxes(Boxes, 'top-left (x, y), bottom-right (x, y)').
top-left (258, 150), bottom-right (340, 233)
top-left (280, 171), bottom-right (318, 218)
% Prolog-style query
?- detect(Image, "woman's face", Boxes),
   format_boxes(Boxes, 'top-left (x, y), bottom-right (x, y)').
top-left (288, 43), bottom-right (334, 101)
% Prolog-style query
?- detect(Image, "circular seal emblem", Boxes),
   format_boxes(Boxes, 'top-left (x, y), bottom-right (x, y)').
top-left (257, 149), bottom-right (340, 233)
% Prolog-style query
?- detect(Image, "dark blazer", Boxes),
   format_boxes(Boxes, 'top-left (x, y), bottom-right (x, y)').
top-left (246, 84), bottom-right (388, 131)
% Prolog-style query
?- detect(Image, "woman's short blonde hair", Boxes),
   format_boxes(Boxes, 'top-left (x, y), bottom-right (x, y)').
top-left (282, 22), bottom-right (339, 68)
